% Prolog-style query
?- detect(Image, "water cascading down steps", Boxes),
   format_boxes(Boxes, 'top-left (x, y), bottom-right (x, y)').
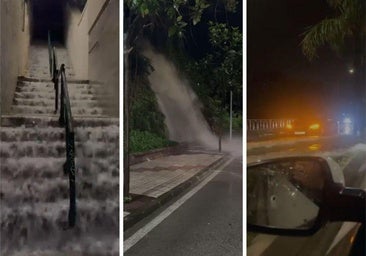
top-left (0, 44), bottom-right (119, 255)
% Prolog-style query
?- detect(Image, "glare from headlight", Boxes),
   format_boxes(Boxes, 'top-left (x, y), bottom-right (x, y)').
top-left (309, 123), bottom-right (320, 130)
top-left (343, 117), bottom-right (352, 124)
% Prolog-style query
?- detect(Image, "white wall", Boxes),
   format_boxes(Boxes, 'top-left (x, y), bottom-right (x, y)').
top-left (65, 3), bottom-right (88, 79)
top-left (0, 0), bottom-right (30, 117)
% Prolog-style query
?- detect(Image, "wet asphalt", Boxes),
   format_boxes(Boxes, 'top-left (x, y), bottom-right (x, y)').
top-left (124, 156), bottom-right (243, 256)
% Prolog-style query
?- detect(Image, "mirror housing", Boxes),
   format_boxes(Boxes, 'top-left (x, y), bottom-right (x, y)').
top-left (247, 156), bottom-right (366, 236)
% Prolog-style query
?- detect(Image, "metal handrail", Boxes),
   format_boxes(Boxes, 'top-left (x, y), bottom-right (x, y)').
top-left (48, 31), bottom-right (76, 228)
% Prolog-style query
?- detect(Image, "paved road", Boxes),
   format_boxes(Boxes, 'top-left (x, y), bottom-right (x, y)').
top-left (247, 135), bottom-right (366, 256)
top-left (124, 156), bottom-right (243, 256)
top-left (247, 136), bottom-right (361, 156)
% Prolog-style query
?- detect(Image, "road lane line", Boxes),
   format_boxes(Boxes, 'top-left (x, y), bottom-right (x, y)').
top-left (123, 156), bottom-right (235, 253)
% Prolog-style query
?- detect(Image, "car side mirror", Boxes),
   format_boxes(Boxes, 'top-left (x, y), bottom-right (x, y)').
top-left (247, 156), bottom-right (365, 236)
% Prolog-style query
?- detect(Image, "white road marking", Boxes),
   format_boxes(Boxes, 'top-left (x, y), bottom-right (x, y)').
top-left (123, 156), bottom-right (235, 253)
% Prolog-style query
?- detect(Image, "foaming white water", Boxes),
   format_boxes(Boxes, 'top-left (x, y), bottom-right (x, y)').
top-left (0, 124), bottom-right (119, 256)
top-left (221, 135), bottom-right (243, 157)
top-left (143, 47), bottom-right (218, 149)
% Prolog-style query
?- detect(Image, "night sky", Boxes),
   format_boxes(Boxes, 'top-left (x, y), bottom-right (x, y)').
top-left (247, 0), bottom-right (356, 119)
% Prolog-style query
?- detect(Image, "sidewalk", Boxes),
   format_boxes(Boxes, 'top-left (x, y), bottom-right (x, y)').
top-left (124, 151), bottom-right (226, 230)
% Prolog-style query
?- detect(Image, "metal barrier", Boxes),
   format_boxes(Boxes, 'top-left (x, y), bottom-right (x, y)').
top-left (247, 119), bottom-right (294, 131)
top-left (48, 31), bottom-right (76, 228)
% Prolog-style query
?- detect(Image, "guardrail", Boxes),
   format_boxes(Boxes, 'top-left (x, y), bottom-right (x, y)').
top-left (247, 119), bottom-right (294, 131)
top-left (48, 31), bottom-right (76, 228)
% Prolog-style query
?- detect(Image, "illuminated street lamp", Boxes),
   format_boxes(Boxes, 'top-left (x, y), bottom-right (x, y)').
top-left (348, 68), bottom-right (354, 74)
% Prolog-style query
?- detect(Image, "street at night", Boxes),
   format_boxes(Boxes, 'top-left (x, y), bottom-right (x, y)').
top-left (247, 0), bottom-right (366, 253)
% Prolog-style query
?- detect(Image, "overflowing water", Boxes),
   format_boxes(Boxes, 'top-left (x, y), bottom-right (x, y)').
top-left (1, 125), bottom-right (119, 256)
top-left (143, 46), bottom-right (242, 156)
top-left (1, 43), bottom-right (119, 255)
top-left (143, 47), bottom-right (218, 146)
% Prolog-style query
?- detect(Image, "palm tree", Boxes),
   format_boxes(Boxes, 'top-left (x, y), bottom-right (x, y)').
top-left (301, 0), bottom-right (366, 138)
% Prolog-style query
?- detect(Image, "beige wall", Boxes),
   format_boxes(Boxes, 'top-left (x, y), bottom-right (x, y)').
top-left (0, 0), bottom-right (30, 117)
top-left (65, 3), bottom-right (88, 79)
top-left (65, 0), bottom-right (119, 117)
top-left (87, 0), bottom-right (119, 117)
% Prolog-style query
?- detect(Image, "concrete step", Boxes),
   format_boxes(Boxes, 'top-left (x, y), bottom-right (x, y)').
top-left (0, 156), bottom-right (118, 180)
top-left (26, 69), bottom-right (76, 79)
top-left (1, 115), bottom-right (119, 127)
top-left (15, 86), bottom-right (99, 96)
top-left (1, 199), bottom-right (118, 253)
top-left (11, 105), bottom-right (105, 116)
top-left (1, 172), bottom-right (118, 204)
top-left (14, 91), bottom-right (98, 101)
top-left (5, 155), bottom-right (117, 179)
top-left (18, 76), bottom-right (89, 84)
top-left (0, 140), bottom-right (117, 158)
top-left (16, 81), bottom-right (100, 92)
top-left (13, 98), bottom-right (100, 108)
top-left (0, 125), bottom-right (119, 142)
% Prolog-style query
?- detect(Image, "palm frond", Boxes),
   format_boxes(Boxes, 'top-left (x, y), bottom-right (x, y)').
top-left (301, 17), bottom-right (350, 60)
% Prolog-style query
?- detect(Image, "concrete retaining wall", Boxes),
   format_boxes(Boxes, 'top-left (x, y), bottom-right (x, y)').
top-left (129, 145), bottom-right (187, 165)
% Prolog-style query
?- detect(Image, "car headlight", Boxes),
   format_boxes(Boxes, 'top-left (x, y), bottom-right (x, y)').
top-left (343, 117), bottom-right (352, 124)
top-left (309, 123), bottom-right (320, 130)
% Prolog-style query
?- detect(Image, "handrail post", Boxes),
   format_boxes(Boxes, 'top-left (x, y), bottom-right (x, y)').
top-left (53, 47), bottom-right (58, 79)
top-left (48, 30), bottom-right (52, 76)
top-left (53, 47), bottom-right (59, 114)
top-left (67, 131), bottom-right (76, 227)
top-left (54, 71), bottom-right (59, 114)
top-left (59, 65), bottom-right (65, 126)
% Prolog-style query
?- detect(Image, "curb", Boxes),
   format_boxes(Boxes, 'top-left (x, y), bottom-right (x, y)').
top-left (129, 143), bottom-right (187, 165)
top-left (123, 154), bottom-right (229, 231)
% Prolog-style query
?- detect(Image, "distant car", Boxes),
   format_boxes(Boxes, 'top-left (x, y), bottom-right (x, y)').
top-left (285, 119), bottom-right (323, 136)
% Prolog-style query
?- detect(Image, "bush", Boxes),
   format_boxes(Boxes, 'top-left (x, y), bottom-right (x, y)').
top-left (129, 130), bottom-right (177, 153)
top-left (220, 112), bottom-right (242, 133)
top-left (232, 114), bottom-right (242, 132)
top-left (130, 83), bottom-right (168, 138)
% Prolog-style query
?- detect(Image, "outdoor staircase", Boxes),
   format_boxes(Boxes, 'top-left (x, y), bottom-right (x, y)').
top-left (0, 44), bottom-right (119, 255)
